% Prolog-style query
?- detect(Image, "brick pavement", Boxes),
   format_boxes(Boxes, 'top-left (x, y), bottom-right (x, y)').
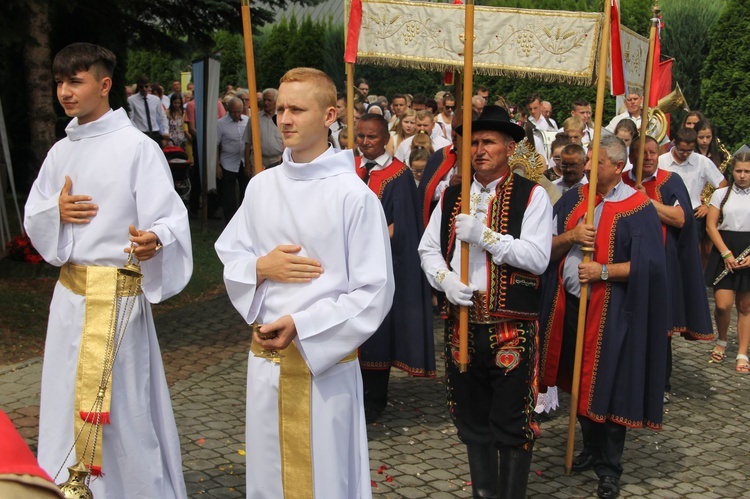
top-left (1, 294), bottom-right (748, 498)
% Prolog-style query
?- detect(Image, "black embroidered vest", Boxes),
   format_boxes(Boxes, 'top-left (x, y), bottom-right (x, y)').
top-left (440, 173), bottom-right (542, 319)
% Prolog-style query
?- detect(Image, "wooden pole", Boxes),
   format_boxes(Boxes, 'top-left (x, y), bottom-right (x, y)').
top-left (241, 0), bottom-right (263, 176)
top-left (346, 63), bottom-right (355, 150)
top-left (565, 0), bottom-right (611, 475)
top-left (635, 5), bottom-right (660, 185)
top-left (458, 0), bottom-right (475, 373)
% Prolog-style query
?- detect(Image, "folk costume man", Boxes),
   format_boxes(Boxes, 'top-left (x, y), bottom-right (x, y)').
top-left (355, 114), bottom-right (435, 423)
top-left (214, 68), bottom-right (394, 498)
top-left (24, 43), bottom-right (192, 497)
top-left (419, 106), bottom-right (553, 499)
top-left (623, 135), bottom-right (713, 400)
top-left (539, 135), bottom-right (669, 499)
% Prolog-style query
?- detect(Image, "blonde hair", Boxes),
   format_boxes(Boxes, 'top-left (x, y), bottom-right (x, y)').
top-left (395, 108), bottom-right (417, 143)
top-left (411, 131), bottom-right (433, 154)
top-left (562, 115), bottom-right (585, 133)
top-left (280, 67), bottom-right (336, 110)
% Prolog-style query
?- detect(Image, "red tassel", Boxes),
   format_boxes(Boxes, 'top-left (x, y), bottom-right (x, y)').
top-left (87, 465), bottom-right (103, 477)
top-left (79, 411), bottom-right (111, 425)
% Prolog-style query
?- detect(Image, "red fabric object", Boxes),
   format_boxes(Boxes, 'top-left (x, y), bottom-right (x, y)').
top-left (79, 411), bottom-right (111, 425)
top-left (609, 0), bottom-right (626, 96)
top-left (648, 22), bottom-right (662, 107)
top-left (344, 0), bottom-right (363, 63)
top-left (651, 58), bottom-right (672, 108)
top-left (0, 410), bottom-right (55, 483)
top-left (443, 71), bottom-right (454, 85)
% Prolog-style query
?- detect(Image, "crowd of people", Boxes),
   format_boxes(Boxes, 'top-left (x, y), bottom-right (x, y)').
top-left (19, 41), bottom-right (749, 499)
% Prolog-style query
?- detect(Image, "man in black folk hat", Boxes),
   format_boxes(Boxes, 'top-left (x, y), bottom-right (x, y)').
top-left (418, 106), bottom-right (553, 498)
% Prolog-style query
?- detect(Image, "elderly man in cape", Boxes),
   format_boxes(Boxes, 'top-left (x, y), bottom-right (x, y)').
top-left (539, 135), bottom-right (669, 499)
top-left (419, 106), bottom-right (553, 499)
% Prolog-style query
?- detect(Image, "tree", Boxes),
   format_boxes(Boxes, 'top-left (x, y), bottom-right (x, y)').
top-left (213, 30), bottom-right (247, 90)
top-left (0, 0), bottom-right (322, 192)
top-left (701, 0), bottom-right (750, 151)
top-left (661, 0), bottom-right (725, 117)
top-left (257, 17), bottom-right (296, 89)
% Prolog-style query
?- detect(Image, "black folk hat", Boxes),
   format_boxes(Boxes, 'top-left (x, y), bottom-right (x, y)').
top-left (455, 105), bottom-right (526, 143)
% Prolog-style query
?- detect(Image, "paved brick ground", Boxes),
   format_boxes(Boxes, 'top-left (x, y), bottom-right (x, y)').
top-left (2, 294), bottom-right (748, 498)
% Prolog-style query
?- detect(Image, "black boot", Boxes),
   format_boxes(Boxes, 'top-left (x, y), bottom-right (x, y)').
top-left (466, 444), bottom-right (499, 498)
top-left (497, 445), bottom-right (533, 499)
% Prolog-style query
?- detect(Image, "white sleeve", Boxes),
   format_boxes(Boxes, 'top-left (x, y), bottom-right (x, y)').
top-left (134, 140), bottom-right (193, 302)
top-left (479, 186), bottom-right (553, 275)
top-left (23, 150), bottom-right (73, 267)
top-left (418, 195), bottom-right (453, 290)
top-left (214, 189), bottom-right (267, 325)
top-left (157, 101), bottom-right (169, 136)
top-left (291, 194), bottom-right (395, 375)
top-left (705, 160), bottom-right (726, 188)
top-left (709, 187), bottom-right (727, 209)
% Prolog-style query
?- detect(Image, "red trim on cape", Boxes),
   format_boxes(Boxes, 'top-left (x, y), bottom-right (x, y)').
top-left (563, 185), bottom-right (651, 416)
top-left (423, 147), bottom-right (457, 227)
top-left (355, 157), bottom-right (407, 199)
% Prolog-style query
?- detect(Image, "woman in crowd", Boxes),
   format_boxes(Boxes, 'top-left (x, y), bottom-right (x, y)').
top-left (167, 93), bottom-right (189, 148)
top-left (387, 108), bottom-right (417, 156)
top-left (682, 110), bottom-right (706, 129)
top-left (705, 152), bottom-right (750, 373)
top-left (694, 119), bottom-right (727, 171)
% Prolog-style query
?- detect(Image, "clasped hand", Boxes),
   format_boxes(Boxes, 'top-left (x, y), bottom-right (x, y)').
top-left (59, 176), bottom-right (97, 224)
top-left (441, 272), bottom-right (477, 307)
top-left (254, 315), bottom-right (297, 351)
top-left (124, 225), bottom-right (161, 262)
top-left (455, 214), bottom-right (486, 246)
top-left (256, 245), bottom-right (324, 284)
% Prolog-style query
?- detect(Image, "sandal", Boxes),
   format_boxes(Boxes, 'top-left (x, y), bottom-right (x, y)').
top-left (736, 354), bottom-right (750, 374)
top-left (710, 341), bottom-right (727, 363)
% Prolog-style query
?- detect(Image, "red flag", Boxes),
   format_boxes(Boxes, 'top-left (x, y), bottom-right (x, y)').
top-left (648, 18), bottom-right (665, 107)
top-left (344, 0), bottom-right (363, 64)
top-left (609, 0), bottom-right (626, 96)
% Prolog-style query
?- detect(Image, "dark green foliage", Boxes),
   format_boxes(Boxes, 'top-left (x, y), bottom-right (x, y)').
top-left (355, 66), bottom-right (442, 100)
top-left (257, 17), bottom-right (295, 89)
top-left (661, 0), bottom-right (725, 120)
top-left (126, 50), bottom-right (184, 91)
top-left (287, 16), bottom-right (326, 74)
top-left (322, 23), bottom-right (346, 88)
top-left (701, 0), bottom-right (750, 151)
top-left (213, 30), bottom-right (248, 90)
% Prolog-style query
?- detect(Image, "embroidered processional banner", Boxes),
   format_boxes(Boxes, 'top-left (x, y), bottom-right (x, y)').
top-left (350, 0), bottom-right (648, 89)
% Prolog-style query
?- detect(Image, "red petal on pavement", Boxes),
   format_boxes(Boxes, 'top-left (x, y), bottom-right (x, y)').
top-left (535, 470), bottom-right (542, 476)
top-left (378, 465), bottom-right (387, 474)
top-left (467, 481), bottom-right (472, 486)
top-left (196, 438), bottom-right (205, 445)
top-left (371, 480), bottom-right (376, 487)
top-left (386, 475), bottom-right (393, 483)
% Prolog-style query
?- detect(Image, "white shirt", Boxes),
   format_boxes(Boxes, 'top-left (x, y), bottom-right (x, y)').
top-left (709, 185), bottom-right (750, 231)
top-left (127, 93), bottom-right (169, 136)
top-left (605, 111), bottom-right (641, 134)
top-left (659, 150), bottom-right (725, 209)
top-left (553, 174), bottom-right (588, 195)
top-left (243, 110), bottom-right (283, 167)
top-left (217, 114), bottom-right (248, 172)
top-left (529, 114), bottom-right (556, 131)
top-left (395, 133), bottom-right (452, 164)
top-left (419, 173), bottom-right (553, 292)
top-left (436, 113), bottom-right (453, 139)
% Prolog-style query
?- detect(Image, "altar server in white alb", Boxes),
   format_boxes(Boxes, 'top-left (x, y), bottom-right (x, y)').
top-left (24, 43), bottom-right (192, 498)
top-left (215, 67), bottom-right (394, 499)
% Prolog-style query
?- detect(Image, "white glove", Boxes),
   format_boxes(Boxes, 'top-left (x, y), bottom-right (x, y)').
top-left (440, 271), bottom-right (476, 307)
top-left (455, 214), bottom-right (486, 246)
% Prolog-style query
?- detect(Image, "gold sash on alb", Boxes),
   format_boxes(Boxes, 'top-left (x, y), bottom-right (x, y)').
top-left (59, 263), bottom-right (141, 475)
top-left (250, 325), bottom-right (357, 498)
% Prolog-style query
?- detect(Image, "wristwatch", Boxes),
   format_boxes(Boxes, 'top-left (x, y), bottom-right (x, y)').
top-left (600, 264), bottom-right (609, 282)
